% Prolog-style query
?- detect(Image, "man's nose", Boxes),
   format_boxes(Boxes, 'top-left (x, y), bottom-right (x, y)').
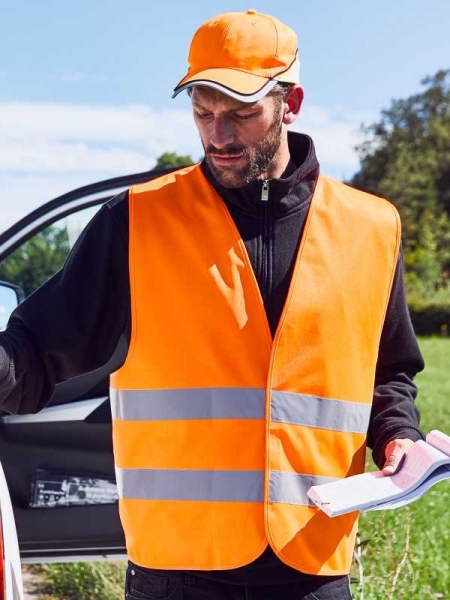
top-left (210, 117), bottom-right (234, 149)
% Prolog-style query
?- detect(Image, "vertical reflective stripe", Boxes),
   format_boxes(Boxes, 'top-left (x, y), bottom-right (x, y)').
top-left (269, 471), bottom-right (338, 505)
top-left (116, 468), bottom-right (264, 503)
top-left (111, 388), bottom-right (266, 421)
top-left (271, 391), bottom-right (371, 434)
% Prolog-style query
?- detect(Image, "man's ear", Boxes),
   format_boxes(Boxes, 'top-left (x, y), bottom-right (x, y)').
top-left (282, 86), bottom-right (304, 125)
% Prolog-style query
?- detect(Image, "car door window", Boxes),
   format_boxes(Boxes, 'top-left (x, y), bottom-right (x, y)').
top-left (0, 285), bottom-right (20, 330)
top-left (0, 205), bottom-right (101, 298)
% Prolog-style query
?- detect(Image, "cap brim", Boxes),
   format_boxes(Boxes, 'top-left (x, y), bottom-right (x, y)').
top-left (172, 68), bottom-right (277, 102)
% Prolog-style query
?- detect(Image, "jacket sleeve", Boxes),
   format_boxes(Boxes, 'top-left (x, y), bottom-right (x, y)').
top-left (368, 247), bottom-right (425, 468)
top-left (0, 192), bottom-right (130, 415)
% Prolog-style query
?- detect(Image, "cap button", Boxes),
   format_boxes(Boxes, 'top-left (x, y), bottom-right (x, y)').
top-left (246, 9), bottom-right (257, 14)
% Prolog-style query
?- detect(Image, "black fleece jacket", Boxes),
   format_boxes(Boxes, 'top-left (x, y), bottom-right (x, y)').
top-left (0, 131), bottom-right (424, 584)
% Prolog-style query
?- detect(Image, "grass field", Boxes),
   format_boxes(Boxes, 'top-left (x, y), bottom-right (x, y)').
top-left (25, 337), bottom-right (450, 599)
top-left (351, 336), bottom-right (450, 599)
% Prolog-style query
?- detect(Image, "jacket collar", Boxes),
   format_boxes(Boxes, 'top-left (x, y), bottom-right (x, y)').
top-left (200, 131), bottom-right (320, 215)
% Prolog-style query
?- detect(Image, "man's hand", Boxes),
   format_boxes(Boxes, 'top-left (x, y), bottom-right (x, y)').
top-left (382, 438), bottom-right (415, 475)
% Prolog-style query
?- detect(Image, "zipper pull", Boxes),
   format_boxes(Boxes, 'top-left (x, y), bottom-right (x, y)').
top-left (261, 180), bottom-right (269, 202)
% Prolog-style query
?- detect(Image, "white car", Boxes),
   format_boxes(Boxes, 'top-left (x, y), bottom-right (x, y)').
top-left (0, 166), bottom-right (180, 597)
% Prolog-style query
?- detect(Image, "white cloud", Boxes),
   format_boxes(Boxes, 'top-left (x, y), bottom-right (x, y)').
top-left (0, 101), bottom-right (204, 231)
top-left (294, 104), bottom-right (375, 182)
top-left (0, 102), bottom-right (199, 149)
top-left (0, 103), bottom-right (205, 222)
top-left (3, 139), bottom-right (155, 174)
top-left (0, 102), bottom-right (203, 180)
top-left (0, 100), bottom-right (372, 232)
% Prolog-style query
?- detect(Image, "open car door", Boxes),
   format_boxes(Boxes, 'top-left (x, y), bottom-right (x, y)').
top-left (0, 167), bottom-right (179, 564)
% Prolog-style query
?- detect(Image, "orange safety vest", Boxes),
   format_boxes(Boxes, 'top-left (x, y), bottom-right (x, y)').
top-left (110, 165), bottom-right (400, 575)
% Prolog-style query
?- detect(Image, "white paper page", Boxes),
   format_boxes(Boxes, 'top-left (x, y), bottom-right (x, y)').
top-left (427, 430), bottom-right (450, 457)
top-left (390, 439), bottom-right (448, 489)
top-left (308, 439), bottom-right (450, 516)
top-left (308, 471), bottom-right (405, 515)
top-left (372, 464), bottom-right (450, 511)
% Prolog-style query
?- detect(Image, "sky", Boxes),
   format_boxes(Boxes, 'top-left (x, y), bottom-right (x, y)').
top-left (1, 0), bottom-right (450, 231)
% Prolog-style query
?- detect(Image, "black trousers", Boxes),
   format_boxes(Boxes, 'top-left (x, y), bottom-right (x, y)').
top-left (125, 563), bottom-right (354, 600)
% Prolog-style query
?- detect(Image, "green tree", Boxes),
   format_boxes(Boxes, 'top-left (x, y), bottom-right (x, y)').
top-left (154, 151), bottom-right (194, 169)
top-left (0, 225), bottom-right (70, 297)
top-left (350, 69), bottom-right (450, 305)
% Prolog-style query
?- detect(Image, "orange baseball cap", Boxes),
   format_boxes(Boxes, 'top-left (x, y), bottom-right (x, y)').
top-left (172, 9), bottom-right (300, 102)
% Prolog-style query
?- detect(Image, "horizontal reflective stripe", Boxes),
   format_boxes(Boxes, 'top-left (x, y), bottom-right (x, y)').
top-left (271, 391), bottom-right (371, 434)
top-left (269, 471), bottom-right (338, 506)
top-left (116, 468), bottom-right (264, 503)
top-left (111, 388), bottom-right (265, 421)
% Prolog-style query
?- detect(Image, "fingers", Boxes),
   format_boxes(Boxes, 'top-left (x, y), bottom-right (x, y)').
top-left (381, 438), bottom-right (415, 476)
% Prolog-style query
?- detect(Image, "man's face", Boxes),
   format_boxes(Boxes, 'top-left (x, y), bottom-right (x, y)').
top-left (191, 86), bottom-right (285, 188)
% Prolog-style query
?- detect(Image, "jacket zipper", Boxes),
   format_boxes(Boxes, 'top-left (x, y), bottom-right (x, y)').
top-left (261, 180), bottom-right (271, 312)
top-left (261, 179), bottom-right (269, 202)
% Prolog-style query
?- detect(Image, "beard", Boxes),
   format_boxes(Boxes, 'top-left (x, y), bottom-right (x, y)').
top-left (203, 115), bottom-right (283, 189)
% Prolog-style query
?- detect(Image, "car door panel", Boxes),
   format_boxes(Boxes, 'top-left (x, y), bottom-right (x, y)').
top-left (0, 398), bottom-right (124, 560)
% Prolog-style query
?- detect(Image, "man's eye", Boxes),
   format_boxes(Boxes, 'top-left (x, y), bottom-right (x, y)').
top-left (196, 112), bottom-right (210, 119)
top-left (235, 113), bottom-right (253, 120)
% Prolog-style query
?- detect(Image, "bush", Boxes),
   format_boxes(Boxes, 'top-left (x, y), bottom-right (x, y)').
top-left (37, 561), bottom-right (126, 600)
top-left (409, 303), bottom-right (450, 336)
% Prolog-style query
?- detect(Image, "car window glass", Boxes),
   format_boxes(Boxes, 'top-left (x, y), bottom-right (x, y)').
top-left (0, 205), bottom-right (101, 298)
top-left (0, 285), bottom-right (19, 330)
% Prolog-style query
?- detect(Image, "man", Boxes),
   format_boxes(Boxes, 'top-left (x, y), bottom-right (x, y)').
top-left (0, 9), bottom-right (424, 600)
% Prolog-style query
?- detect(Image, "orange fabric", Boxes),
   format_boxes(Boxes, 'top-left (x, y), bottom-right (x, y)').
top-left (266, 503), bottom-right (359, 573)
top-left (270, 176), bottom-right (399, 400)
top-left (120, 500), bottom-right (267, 570)
top-left (111, 166), bottom-right (400, 574)
top-left (115, 167), bottom-right (271, 391)
top-left (269, 423), bottom-right (367, 477)
top-left (113, 418), bottom-right (264, 470)
top-left (265, 175), bottom-right (400, 573)
top-left (173, 10), bottom-right (299, 96)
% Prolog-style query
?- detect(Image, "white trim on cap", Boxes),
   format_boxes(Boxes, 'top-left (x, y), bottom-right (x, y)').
top-left (171, 78), bottom-right (278, 103)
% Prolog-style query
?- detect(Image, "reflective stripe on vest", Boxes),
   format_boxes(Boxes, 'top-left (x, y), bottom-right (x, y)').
top-left (115, 467), bottom-right (337, 506)
top-left (271, 390), bottom-right (372, 434)
top-left (111, 388), bottom-right (370, 433)
top-left (115, 467), bottom-right (265, 502)
top-left (269, 471), bottom-right (337, 505)
top-left (110, 388), bottom-right (265, 421)
top-left (112, 387), bottom-right (363, 505)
